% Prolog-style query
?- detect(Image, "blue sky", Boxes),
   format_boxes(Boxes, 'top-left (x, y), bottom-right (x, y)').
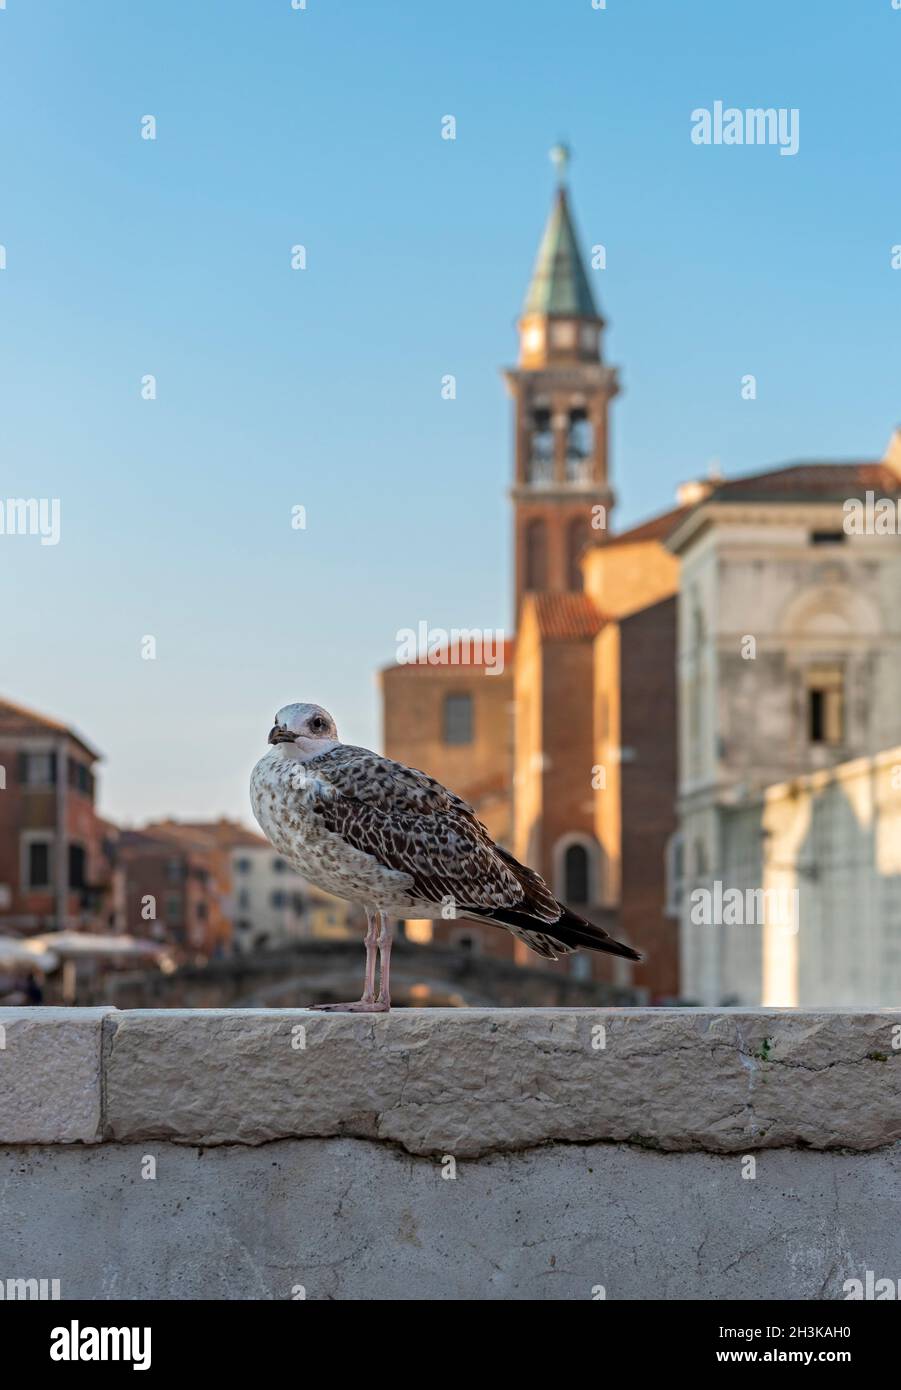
top-left (1, 0), bottom-right (899, 823)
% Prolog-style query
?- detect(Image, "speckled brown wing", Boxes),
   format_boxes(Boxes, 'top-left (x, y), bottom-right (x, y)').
top-left (306, 745), bottom-right (474, 818)
top-left (303, 744), bottom-right (560, 920)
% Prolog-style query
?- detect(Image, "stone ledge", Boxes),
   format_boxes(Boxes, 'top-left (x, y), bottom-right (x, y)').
top-left (1, 1007), bottom-right (899, 1155)
top-left (0, 1007), bottom-right (116, 1144)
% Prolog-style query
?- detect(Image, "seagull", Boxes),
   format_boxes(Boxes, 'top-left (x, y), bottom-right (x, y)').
top-left (250, 702), bottom-right (641, 1012)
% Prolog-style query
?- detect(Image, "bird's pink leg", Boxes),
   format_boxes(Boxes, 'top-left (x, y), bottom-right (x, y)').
top-left (376, 911), bottom-right (393, 1008)
top-left (362, 908), bottom-right (378, 1002)
top-left (309, 907), bottom-right (389, 1012)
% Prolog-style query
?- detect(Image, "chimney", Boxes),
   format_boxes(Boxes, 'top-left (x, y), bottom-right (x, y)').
top-left (883, 427), bottom-right (901, 480)
top-left (676, 459), bottom-right (723, 508)
top-left (676, 479), bottom-right (714, 507)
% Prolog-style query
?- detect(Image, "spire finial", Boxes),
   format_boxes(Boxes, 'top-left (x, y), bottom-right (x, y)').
top-left (550, 142), bottom-right (570, 185)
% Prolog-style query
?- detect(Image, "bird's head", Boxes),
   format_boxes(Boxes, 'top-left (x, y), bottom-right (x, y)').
top-left (268, 703), bottom-right (339, 759)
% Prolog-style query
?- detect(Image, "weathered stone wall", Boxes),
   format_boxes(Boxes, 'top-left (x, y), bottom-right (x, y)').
top-left (1, 1007), bottom-right (900, 1299)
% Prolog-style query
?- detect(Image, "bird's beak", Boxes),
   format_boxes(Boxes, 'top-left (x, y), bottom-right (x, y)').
top-left (268, 726), bottom-right (296, 745)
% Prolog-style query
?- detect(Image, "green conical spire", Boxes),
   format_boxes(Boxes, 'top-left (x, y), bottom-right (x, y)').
top-left (523, 149), bottom-right (599, 319)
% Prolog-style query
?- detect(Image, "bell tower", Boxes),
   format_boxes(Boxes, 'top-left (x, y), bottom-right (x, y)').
top-left (504, 146), bottom-right (619, 616)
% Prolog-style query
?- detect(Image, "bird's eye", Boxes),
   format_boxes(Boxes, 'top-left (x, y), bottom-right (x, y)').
top-left (310, 716), bottom-right (326, 733)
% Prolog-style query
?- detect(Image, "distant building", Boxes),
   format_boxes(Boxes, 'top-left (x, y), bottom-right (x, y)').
top-left (0, 696), bottom-right (115, 935)
top-left (670, 442), bottom-right (901, 1003)
top-left (231, 843), bottom-right (309, 953)
top-left (117, 824), bottom-right (229, 959)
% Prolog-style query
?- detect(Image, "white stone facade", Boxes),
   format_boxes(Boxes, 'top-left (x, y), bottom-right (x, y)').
top-left (670, 464), bottom-right (901, 1004)
top-left (229, 845), bottom-right (310, 952)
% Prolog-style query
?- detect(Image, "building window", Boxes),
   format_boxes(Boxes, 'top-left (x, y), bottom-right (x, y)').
top-left (165, 858), bottom-right (184, 884)
top-left (271, 890), bottom-right (286, 909)
top-left (527, 409), bottom-right (554, 484)
top-left (567, 517), bottom-right (590, 591)
top-left (26, 839), bottom-right (53, 890)
top-left (164, 893), bottom-right (183, 924)
top-left (235, 858), bottom-right (252, 874)
top-left (554, 835), bottom-right (600, 906)
top-left (20, 752), bottom-right (56, 787)
top-left (272, 858), bottom-right (287, 873)
top-left (196, 901), bottom-right (207, 921)
top-left (563, 844), bottom-right (591, 904)
top-left (810, 531), bottom-right (845, 546)
top-left (554, 836), bottom-right (601, 905)
top-left (806, 667), bottom-right (844, 745)
top-left (524, 518), bottom-right (548, 590)
top-left (68, 761), bottom-right (94, 797)
top-left (570, 953), bottom-right (592, 981)
top-left (443, 693), bottom-right (474, 746)
top-left (237, 888), bottom-right (250, 910)
top-left (565, 408), bottom-right (593, 483)
top-left (68, 843), bottom-right (87, 891)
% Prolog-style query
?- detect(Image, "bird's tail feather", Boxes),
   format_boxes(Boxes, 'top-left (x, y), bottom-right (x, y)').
top-left (468, 903), bottom-right (642, 962)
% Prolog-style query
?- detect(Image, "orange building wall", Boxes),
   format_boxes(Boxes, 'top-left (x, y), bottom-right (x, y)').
top-left (380, 660), bottom-right (513, 846)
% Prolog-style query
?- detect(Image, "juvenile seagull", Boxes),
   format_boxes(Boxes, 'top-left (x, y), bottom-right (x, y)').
top-left (250, 702), bottom-right (641, 1012)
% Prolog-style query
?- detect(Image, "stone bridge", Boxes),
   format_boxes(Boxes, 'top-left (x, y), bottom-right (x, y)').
top-left (93, 938), bottom-right (639, 1011)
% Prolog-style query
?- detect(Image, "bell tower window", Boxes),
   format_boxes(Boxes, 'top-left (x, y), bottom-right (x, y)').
top-left (565, 408), bottom-right (593, 483)
top-left (550, 320), bottom-right (577, 350)
top-left (527, 408), bottom-right (554, 485)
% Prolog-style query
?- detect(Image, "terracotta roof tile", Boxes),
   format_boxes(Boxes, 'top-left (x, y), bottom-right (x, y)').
top-left (594, 463), bottom-right (901, 558)
top-left (528, 591), bottom-right (606, 640)
top-left (597, 505), bottom-right (691, 549)
top-left (708, 461), bottom-right (900, 501)
top-left (138, 819), bottom-right (268, 851)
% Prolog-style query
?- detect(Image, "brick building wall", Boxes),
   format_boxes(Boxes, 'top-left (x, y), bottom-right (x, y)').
top-left (0, 701), bottom-right (113, 934)
top-left (618, 596), bottom-right (680, 999)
